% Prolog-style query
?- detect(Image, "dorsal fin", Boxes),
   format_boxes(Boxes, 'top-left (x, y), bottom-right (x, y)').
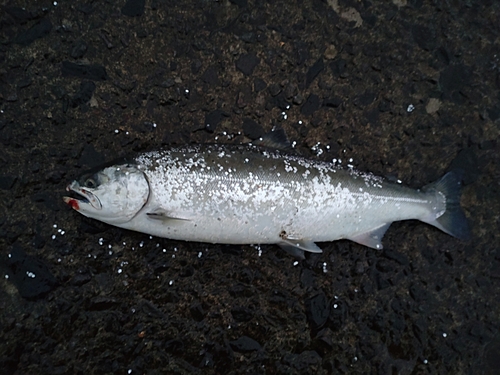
top-left (253, 128), bottom-right (292, 151)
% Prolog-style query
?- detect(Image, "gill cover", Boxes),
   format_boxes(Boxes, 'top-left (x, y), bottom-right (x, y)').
top-left (65, 164), bottom-right (149, 225)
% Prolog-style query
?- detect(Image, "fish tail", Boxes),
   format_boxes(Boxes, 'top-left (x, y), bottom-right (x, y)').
top-left (421, 170), bottom-right (471, 240)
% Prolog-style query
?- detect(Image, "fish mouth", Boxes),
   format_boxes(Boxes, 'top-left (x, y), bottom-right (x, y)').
top-left (63, 181), bottom-right (102, 210)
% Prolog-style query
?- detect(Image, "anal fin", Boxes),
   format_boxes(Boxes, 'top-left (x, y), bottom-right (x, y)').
top-left (278, 238), bottom-right (323, 260)
top-left (348, 223), bottom-right (391, 250)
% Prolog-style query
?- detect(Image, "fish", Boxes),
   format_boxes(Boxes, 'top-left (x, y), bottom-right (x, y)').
top-left (63, 130), bottom-right (470, 259)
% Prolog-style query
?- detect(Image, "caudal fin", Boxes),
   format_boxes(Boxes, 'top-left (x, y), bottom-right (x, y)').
top-left (421, 171), bottom-right (471, 240)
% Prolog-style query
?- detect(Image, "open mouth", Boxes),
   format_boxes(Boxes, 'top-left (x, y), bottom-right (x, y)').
top-left (63, 181), bottom-right (102, 210)
top-left (65, 189), bottom-right (90, 203)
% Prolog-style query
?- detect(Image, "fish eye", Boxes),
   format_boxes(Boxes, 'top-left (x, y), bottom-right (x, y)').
top-left (84, 178), bottom-right (97, 189)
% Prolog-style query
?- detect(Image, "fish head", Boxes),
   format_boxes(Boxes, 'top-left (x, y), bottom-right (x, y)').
top-left (64, 164), bottom-right (149, 225)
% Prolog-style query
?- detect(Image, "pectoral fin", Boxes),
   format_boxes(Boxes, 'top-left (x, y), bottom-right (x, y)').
top-left (146, 208), bottom-right (191, 221)
top-left (348, 223), bottom-right (391, 249)
top-left (278, 238), bottom-right (323, 260)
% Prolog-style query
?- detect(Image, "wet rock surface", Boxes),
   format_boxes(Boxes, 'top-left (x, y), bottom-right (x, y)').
top-left (0, 0), bottom-right (499, 374)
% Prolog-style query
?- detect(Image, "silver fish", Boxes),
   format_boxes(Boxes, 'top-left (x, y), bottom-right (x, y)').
top-left (63, 132), bottom-right (470, 258)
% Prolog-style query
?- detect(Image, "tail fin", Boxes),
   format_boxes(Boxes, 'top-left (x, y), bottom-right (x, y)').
top-left (421, 171), bottom-right (471, 240)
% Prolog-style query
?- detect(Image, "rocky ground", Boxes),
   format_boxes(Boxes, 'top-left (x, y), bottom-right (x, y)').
top-left (0, 0), bottom-right (499, 374)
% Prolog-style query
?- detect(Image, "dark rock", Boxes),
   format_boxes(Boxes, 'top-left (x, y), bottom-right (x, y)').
top-left (159, 78), bottom-right (175, 88)
top-left (14, 18), bottom-right (52, 46)
top-left (165, 339), bottom-right (184, 354)
top-left (121, 0), bottom-right (145, 17)
top-left (0, 175), bottom-right (17, 190)
top-left (283, 83), bottom-right (297, 100)
top-left (300, 94), bottom-right (320, 116)
top-left (253, 78), bottom-right (267, 92)
top-left (305, 58), bottom-right (324, 88)
top-left (354, 91), bottom-right (376, 106)
top-left (201, 65), bottom-right (220, 85)
top-left (354, 260), bottom-right (365, 274)
top-left (448, 148), bottom-right (479, 185)
top-left (17, 76), bottom-right (32, 88)
top-left (294, 41), bottom-right (311, 66)
top-left (70, 39), bottom-right (88, 59)
top-left (4, 6), bottom-right (35, 24)
top-left (330, 59), bottom-right (348, 78)
top-left (228, 283), bottom-right (253, 298)
top-left (231, 306), bottom-right (253, 322)
top-left (439, 64), bottom-right (472, 95)
top-left (382, 249), bottom-right (409, 266)
top-left (329, 299), bottom-right (346, 331)
top-left (236, 268), bottom-right (255, 284)
top-left (6, 92), bottom-right (18, 102)
top-left (179, 265), bottom-right (194, 277)
top-left (76, 3), bottom-right (94, 14)
top-left (71, 81), bottom-right (96, 107)
top-left (374, 271), bottom-right (391, 290)
top-left (31, 192), bottom-right (60, 211)
top-left (293, 93), bottom-right (304, 105)
top-left (362, 43), bottom-right (380, 57)
top-left (409, 283), bottom-right (427, 302)
top-left (283, 350), bottom-right (322, 371)
top-left (313, 327), bottom-right (334, 351)
top-left (269, 92), bottom-right (291, 111)
top-left (300, 268), bottom-right (316, 288)
top-left (3, 243), bottom-right (57, 299)
top-left (479, 139), bottom-right (496, 150)
top-left (468, 321), bottom-right (490, 343)
top-left (412, 318), bottom-right (428, 345)
top-left (230, 0), bottom-right (248, 8)
top-left (229, 336), bottom-right (261, 352)
top-left (204, 109), bottom-right (229, 132)
top-left (378, 99), bottom-right (391, 112)
top-left (61, 61), bottom-right (108, 81)
top-left (31, 233), bottom-right (46, 249)
top-left (362, 12), bottom-right (377, 27)
top-left (70, 271), bottom-right (92, 286)
top-left (323, 96), bottom-right (342, 108)
top-left (236, 53), bottom-right (260, 76)
top-left (364, 108), bottom-right (379, 125)
top-left (434, 46), bottom-right (450, 65)
top-left (412, 24), bottom-right (436, 51)
top-left (199, 352), bottom-right (214, 368)
top-left (305, 292), bottom-right (329, 330)
top-left (78, 144), bottom-right (105, 168)
top-left (236, 85), bottom-right (252, 108)
top-left (132, 121), bottom-right (156, 133)
top-left (268, 83), bottom-right (281, 97)
top-left (484, 334), bottom-right (500, 372)
top-left (190, 301), bottom-right (205, 321)
top-left (242, 118), bottom-right (264, 140)
top-left (113, 78), bottom-right (137, 92)
top-left (239, 32), bottom-right (257, 43)
top-left (191, 59), bottom-right (202, 74)
top-left (376, 259), bottom-right (394, 273)
top-left (136, 28), bottom-right (148, 38)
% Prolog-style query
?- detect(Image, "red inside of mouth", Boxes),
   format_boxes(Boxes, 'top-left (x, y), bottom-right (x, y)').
top-left (66, 198), bottom-right (80, 210)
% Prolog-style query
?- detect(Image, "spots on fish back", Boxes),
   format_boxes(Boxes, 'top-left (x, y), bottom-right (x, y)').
top-left (134, 144), bottom-right (418, 226)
